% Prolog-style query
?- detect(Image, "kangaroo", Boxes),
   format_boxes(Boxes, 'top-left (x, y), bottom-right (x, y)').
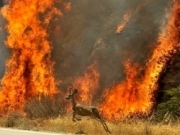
top-left (66, 88), bottom-right (111, 133)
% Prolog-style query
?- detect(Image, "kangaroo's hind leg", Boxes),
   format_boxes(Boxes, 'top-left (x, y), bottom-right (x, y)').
top-left (92, 108), bottom-right (111, 133)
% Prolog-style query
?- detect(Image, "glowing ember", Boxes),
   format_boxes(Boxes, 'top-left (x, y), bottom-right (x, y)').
top-left (0, 0), bottom-right (63, 113)
top-left (73, 61), bottom-right (99, 105)
top-left (100, 0), bottom-right (180, 121)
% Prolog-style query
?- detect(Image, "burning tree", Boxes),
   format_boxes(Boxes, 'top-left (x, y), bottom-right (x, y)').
top-left (0, 0), bottom-right (179, 123)
top-left (0, 0), bottom-right (63, 113)
top-left (100, 0), bottom-right (180, 121)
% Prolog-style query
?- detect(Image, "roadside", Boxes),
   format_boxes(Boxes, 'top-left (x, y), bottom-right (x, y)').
top-left (0, 127), bottom-right (74, 135)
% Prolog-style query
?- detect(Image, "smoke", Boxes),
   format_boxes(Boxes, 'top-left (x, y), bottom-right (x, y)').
top-left (49, 0), bottom-right (170, 100)
top-left (0, 0), bottom-right (170, 102)
top-left (0, 14), bottom-right (9, 79)
top-left (0, 0), bottom-right (11, 79)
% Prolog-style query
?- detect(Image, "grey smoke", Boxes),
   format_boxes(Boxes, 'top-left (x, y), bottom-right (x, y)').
top-left (0, 0), bottom-right (11, 79)
top-left (0, 0), bottom-right (170, 102)
top-left (0, 14), bottom-right (9, 79)
top-left (50, 0), bottom-right (170, 101)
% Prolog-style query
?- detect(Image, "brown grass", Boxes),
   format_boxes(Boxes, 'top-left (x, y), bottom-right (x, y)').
top-left (0, 113), bottom-right (180, 135)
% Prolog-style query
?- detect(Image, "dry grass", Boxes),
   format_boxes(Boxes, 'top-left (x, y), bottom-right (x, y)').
top-left (0, 113), bottom-right (180, 135)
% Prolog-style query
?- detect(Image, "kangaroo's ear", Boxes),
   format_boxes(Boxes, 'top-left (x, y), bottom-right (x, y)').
top-left (74, 89), bottom-right (78, 93)
top-left (69, 87), bottom-right (73, 93)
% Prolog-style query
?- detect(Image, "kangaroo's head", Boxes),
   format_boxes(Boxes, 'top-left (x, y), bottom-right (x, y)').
top-left (66, 88), bottom-right (78, 100)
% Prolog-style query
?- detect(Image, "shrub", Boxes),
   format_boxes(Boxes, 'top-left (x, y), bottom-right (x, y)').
top-left (24, 93), bottom-right (66, 119)
top-left (155, 86), bottom-right (180, 122)
top-left (5, 112), bottom-right (24, 127)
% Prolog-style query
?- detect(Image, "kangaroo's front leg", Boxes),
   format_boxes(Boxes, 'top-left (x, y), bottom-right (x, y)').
top-left (75, 117), bottom-right (81, 121)
top-left (72, 111), bottom-right (76, 122)
top-left (73, 111), bottom-right (81, 121)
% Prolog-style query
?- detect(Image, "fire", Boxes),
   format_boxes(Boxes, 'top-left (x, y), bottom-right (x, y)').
top-left (100, 61), bottom-right (151, 120)
top-left (116, 11), bottom-right (131, 34)
top-left (0, 0), bottom-right (63, 113)
top-left (100, 0), bottom-right (180, 121)
top-left (63, 2), bottom-right (71, 12)
top-left (115, 0), bottom-right (151, 34)
top-left (73, 61), bottom-right (99, 105)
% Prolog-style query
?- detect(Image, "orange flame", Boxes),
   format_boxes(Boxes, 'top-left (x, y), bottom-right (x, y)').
top-left (100, 0), bottom-right (180, 121)
top-left (116, 11), bottom-right (131, 34)
top-left (100, 61), bottom-right (151, 120)
top-left (63, 2), bottom-right (71, 12)
top-left (73, 61), bottom-right (99, 105)
top-left (0, 0), bottom-right (63, 113)
top-left (116, 0), bottom-right (151, 34)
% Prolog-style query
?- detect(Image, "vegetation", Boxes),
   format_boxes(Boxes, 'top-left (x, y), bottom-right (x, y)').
top-left (155, 54), bottom-right (180, 122)
top-left (0, 114), bottom-right (180, 135)
top-left (0, 0), bottom-right (179, 134)
top-left (24, 94), bottom-right (67, 119)
top-left (0, 93), bottom-right (179, 135)
top-left (155, 86), bottom-right (180, 122)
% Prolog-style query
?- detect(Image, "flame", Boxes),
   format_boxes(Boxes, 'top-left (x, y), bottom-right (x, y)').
top-left (115, 0), bottom-right (151, 34)
top-left (116, 11), bottom-right (131, 34)
top-left (0, 0), bottom-right (63, 113)
top-left (73, 61), bottom-right (99, 105)
top-left (100, 0), bottom-right (180, 121)
top-left (100, 61), bottom-right (151, 120)
top-left (63, 2), bottom-right (71, 12)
